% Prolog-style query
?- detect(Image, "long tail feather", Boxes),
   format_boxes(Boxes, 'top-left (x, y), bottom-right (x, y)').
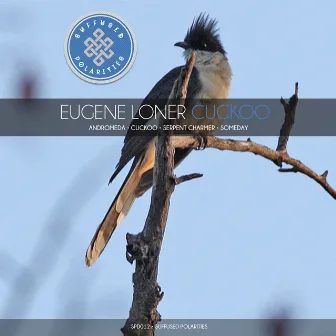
top-left (85, 160), bottom-right (142, 267)
top-left (85, 146), bottom-right (193, 267)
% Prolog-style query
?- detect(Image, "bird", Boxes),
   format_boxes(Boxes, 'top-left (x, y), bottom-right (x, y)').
top-left (85, 13), bottom-right (232, 266)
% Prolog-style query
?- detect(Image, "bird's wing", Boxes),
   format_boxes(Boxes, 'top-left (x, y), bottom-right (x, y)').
top-left (86, 65), bottom-right (201, 266)
top-left (109, 65), bottom-right (200, 184)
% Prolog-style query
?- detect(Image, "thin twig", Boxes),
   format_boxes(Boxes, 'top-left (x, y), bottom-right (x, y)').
top-left (180, 51), bottom-right (196, 102)
top-left (174, 173), bottom-right (203, 185)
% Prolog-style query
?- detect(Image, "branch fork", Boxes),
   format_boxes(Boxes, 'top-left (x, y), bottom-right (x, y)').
top-left (122, 51), bottom-right (336, 336)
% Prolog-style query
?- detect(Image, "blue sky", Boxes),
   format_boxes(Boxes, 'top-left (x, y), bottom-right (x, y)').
top-left (0, 0), bottom-right (336, 322)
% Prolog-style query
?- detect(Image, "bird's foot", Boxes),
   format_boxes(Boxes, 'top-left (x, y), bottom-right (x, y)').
top-left (193, 135), bottom-right (208, 150)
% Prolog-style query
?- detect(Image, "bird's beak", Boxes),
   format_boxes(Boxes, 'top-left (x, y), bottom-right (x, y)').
top-left (174, 41), bottom-right (189, 49)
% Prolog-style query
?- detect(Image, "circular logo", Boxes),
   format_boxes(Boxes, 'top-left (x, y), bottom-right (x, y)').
top-left (64, 11), bottom-right (137, 84)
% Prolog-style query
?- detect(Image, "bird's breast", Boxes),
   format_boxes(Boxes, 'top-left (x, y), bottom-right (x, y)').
top-left (195, 59), bottom-right (232, 100)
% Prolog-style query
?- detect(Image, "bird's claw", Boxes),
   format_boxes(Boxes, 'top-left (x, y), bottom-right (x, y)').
top-left (193, 135), bottom-right (208, 150)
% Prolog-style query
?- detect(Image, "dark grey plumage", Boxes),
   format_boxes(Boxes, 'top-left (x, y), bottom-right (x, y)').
top-left (109, 66), bottom-right (201, 185)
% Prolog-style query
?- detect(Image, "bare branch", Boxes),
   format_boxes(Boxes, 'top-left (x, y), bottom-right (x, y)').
top-left (179, 52), bottom-right (196, 101)
top-left (170, 136), bottom-right (336, 200)
top-left (122, 51), bottom-right (197, 336)
top-left (174, 173), bottom-right (203, 185)
top-left (122, 51), bottom-right (334, 335)
top-left (277, 82), bottom-right (299, 152)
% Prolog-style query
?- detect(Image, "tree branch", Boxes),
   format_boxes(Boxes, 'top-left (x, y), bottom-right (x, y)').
top-left (170, 135), bottom-right (336, 200)
top-left (166, 82), bottom-right (334, 200)
top-left (173, 173), bottom-right (203, 185)
top-left (276, 82), bottom-right (299, 152)
top-left (122, 53), bottom-right (335, 335)
top-left (121, 51), bottom-right (197, 336)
